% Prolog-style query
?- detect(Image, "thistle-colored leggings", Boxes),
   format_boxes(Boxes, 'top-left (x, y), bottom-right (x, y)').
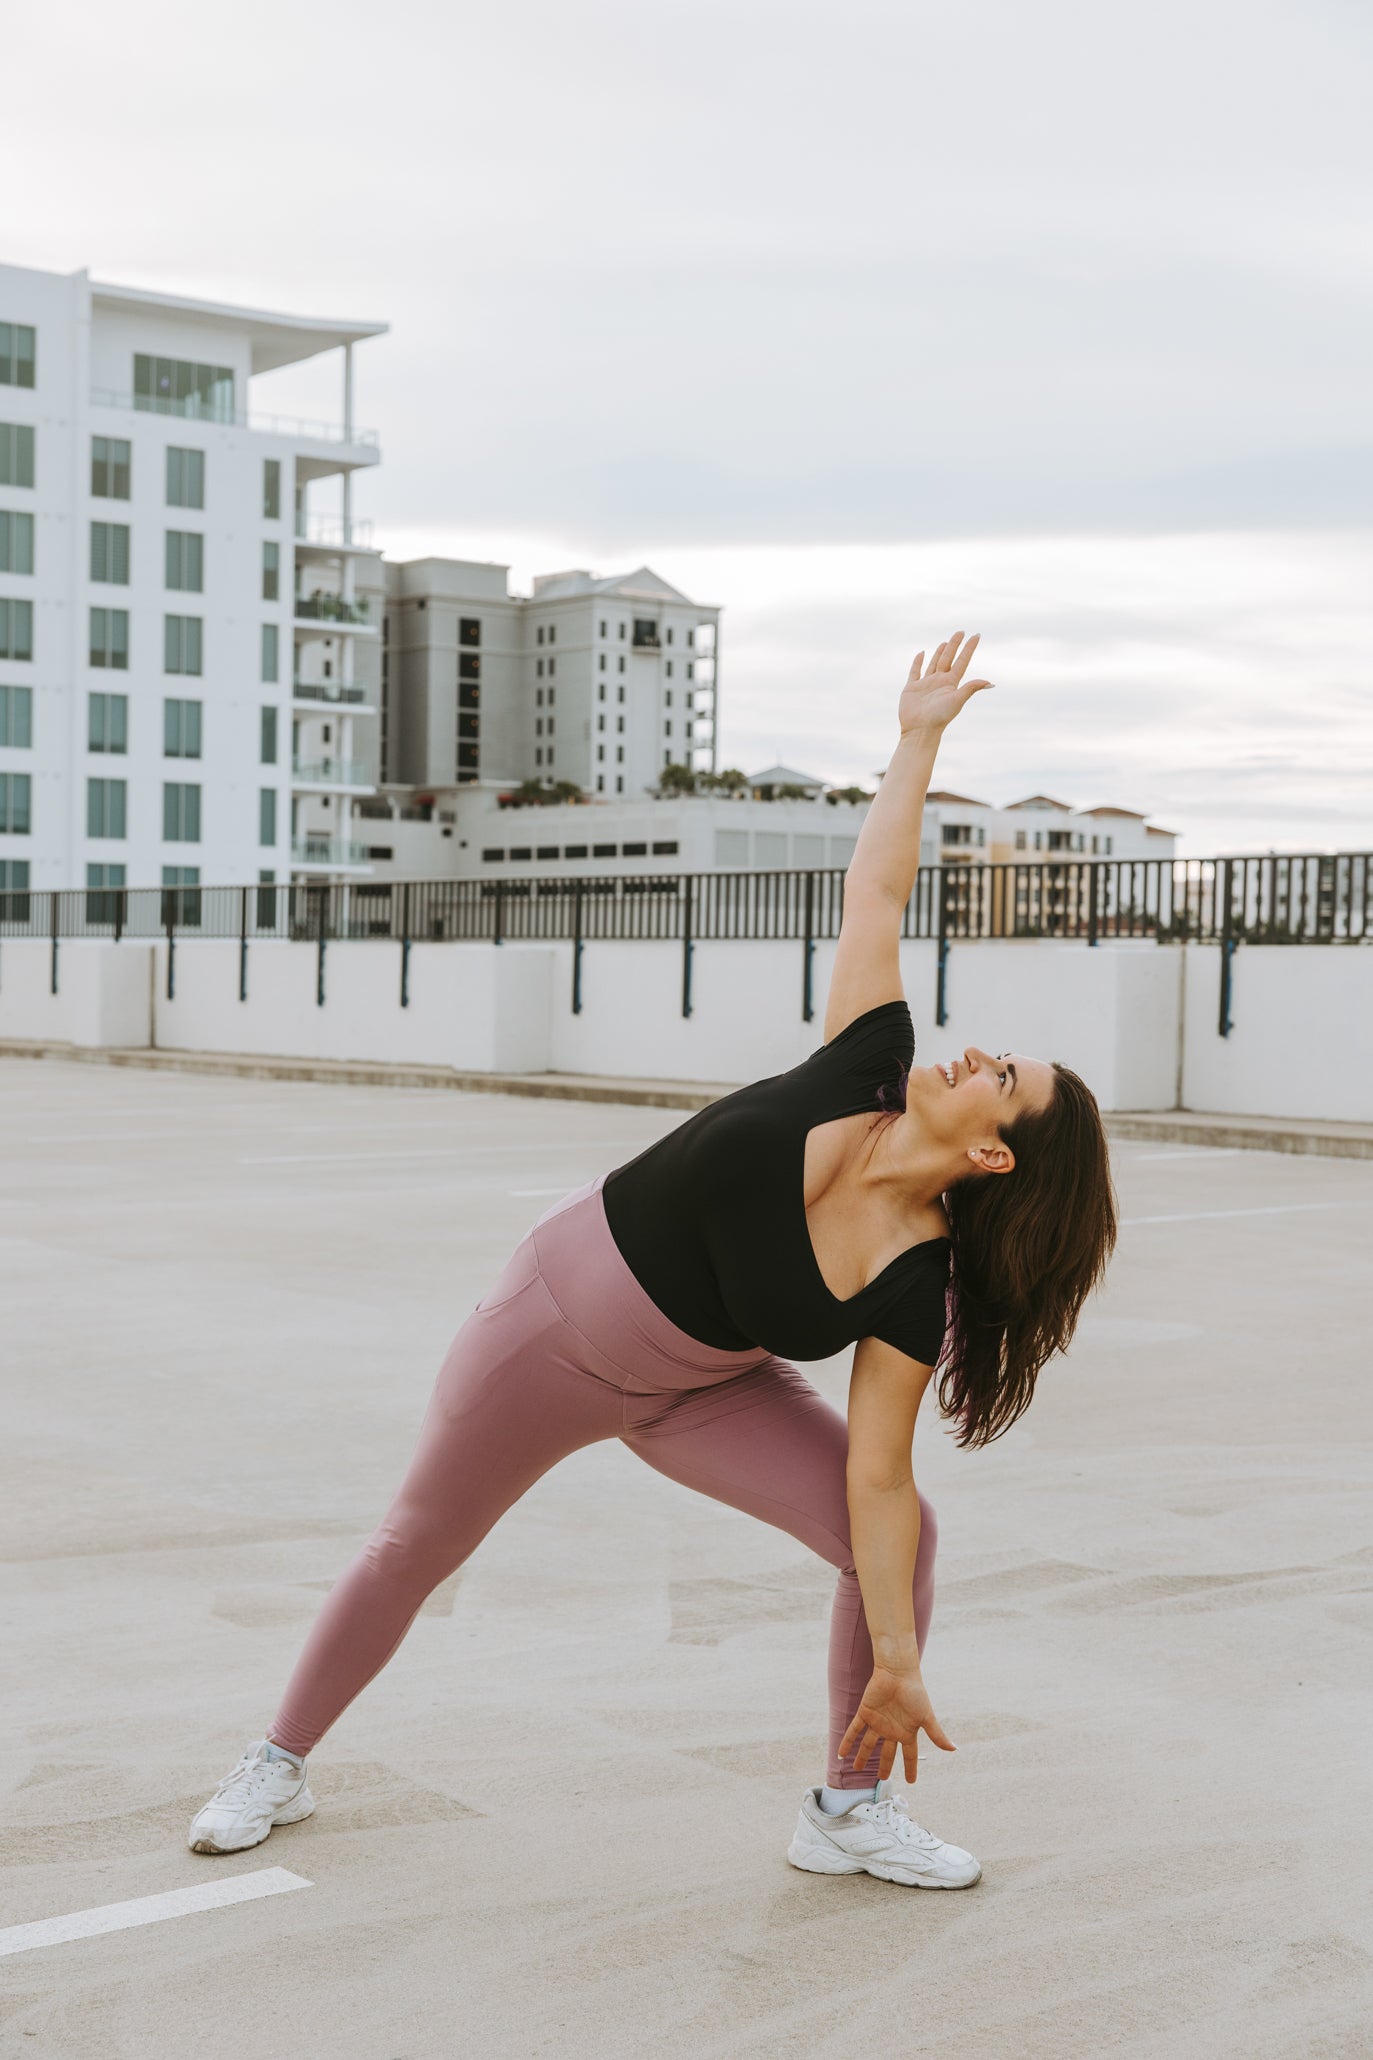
top-left (270, 1172), bottom-right (936, 1788)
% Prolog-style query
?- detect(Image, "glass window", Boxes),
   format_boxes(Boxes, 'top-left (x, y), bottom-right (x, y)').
top-left (263, 458), bottom-right (281, 521)
top-left (165, 530), bottom-right (204, 592)
top-left (134, 354), bottom-right (233, 421)
top-left (0, 858), bottom-right (32, 908)
top-left (0, 510), bottom-right (34, 574)
top-left (652, 841), bottom-right (678, 855)
top-left (259, 788), bottom-right (277, 846)
top-left (0, 422), bottom-right (35, 488)
top-left (90, 521), bottom-right (130, 584)
top-left (85, 862), bottom-right (127, 923)
top-left (260, 706), bottom-right (278, 765)
top-left (163, 698), bottom-right (203, 759)
top-left (88, 607), bottom-right (127, 668)
top-left (459, 617), bottom-right (480, 645)
top-left (262, 540), bottom-right (279, 601)
top-left (166, 446), bottom-right (205, 509)
top-left (459, 651), bottom-right (479, 680)
top-left (90, 436), bottom-right (130, 498)
top-left (536, 626), bottom-right (544, 645)
top-left (0, 323), bottom-right (36, 389)
top-left (88, 691), bottom-right (128, 754)
top-left (599, 620), bottom-right (607, 637)
top-left (0, 684), bottom-right (32, 747)
top-left (163, 782), bottom-right (202, 841)
top-left (164, 615), bottom-right (203, 676)
top-left (1, 597), bottom-right (34, 660)
top-left (618, 655), bottom-right (625, 673)
top-left (261, 622), bottom-right (279, 684)
top-left (0, 772), bottom-right (32, 833)
top-left (86, 776), bottom-right (127, 839)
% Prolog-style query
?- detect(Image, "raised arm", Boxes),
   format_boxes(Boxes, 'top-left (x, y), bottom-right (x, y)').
top-left (824, 633), bottom-right (993, 1044)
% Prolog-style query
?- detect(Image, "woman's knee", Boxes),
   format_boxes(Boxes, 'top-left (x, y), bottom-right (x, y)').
top-left (360, 1509), bottom-right (460, 1596)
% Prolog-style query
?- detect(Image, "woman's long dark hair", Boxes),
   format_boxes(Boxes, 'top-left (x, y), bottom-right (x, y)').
top-left (877, 1059), bottom-right (1117, 1448)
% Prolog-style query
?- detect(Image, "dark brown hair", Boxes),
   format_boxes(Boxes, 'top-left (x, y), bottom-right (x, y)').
top-left (878, 1060), bottom-right (1118, 1447)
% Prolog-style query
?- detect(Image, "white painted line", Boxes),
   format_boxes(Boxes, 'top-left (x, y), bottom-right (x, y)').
top-left (1132, 1148), bottom-right (1248, 1161)
top-left (1124, 1200), bottom-right (1373, 1227)
top-left (0, 1867), bottom-right (311, 1959)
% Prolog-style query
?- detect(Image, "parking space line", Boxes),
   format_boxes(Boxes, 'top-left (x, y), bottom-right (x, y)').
top-left (0, 1867), bottom-right (312, 1959)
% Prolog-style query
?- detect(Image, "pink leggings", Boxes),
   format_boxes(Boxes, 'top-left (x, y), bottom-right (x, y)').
top-left (269, 1174), bottom-right (936, 1789)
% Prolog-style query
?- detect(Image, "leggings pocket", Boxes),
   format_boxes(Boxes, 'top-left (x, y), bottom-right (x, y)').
top-left (473, 1235), bottom-right (542, 1313)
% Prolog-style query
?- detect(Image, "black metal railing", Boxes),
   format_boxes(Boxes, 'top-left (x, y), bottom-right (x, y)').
top-left (2, 852), bottom-right (1367, 1033)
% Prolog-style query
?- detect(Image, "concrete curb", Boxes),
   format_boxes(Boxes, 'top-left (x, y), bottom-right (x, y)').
top-left (5, 1040), bottom-right (1371, 1156)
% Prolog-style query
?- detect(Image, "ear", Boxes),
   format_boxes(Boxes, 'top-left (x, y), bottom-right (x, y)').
top-left (967, 1142), bottom-right (1016, 1176)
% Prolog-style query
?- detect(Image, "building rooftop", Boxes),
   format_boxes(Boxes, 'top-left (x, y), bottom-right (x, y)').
top-left (88, 275), bottom-right (388, 374)
top-left (927, 789), bottom-right (993, 808)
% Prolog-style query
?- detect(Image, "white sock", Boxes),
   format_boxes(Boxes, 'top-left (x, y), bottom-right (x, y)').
top-left (819, 1782), bottom-right (877, 1815)
top-left (262, 1739), bottom-right (304, 1768)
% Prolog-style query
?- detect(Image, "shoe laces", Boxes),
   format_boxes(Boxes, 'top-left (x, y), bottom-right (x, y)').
top-left (214, 1751), bottom-right (290, 1805)
top-left (862, 1794), bottom-right (941, 1849)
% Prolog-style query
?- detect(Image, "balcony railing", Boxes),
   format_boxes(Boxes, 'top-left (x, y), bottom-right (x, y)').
top-left (295, 514), bottom-right (376, 548)
top-left (291, 837), bottom-right (371, 866)
top-left (292, 680), bottom-right (369, 704)
top-left (292, 758), bottom-right (370, 787)
top-left (294, 594), bottom-right (373, 625)
top-left (89, 389), bottom-right (379, 447)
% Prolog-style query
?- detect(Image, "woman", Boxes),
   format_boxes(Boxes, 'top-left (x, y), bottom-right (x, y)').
top-left (189, 632), bottom-right (1117, 1889)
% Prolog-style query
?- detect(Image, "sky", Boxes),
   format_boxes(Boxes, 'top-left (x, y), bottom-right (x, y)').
top-left (4, 0), bottom-right (1370, 852)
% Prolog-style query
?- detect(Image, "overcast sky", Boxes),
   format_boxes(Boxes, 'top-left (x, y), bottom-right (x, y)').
top-left (5, 0), bottom-right (1370, 850)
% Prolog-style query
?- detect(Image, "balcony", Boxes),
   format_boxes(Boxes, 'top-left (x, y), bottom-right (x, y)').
top-left (89, 388), bottom-right (379, 448)
top-left (291, 680), bottom-right (371, 706)
top-left (292, 836), bottom-right (372, 870)
top-left (292, 757), bottom-right (371, 789)
top-left (295, 513), bottom-right (377, 551)
top-left (294, 594), bottom-right (374, 626)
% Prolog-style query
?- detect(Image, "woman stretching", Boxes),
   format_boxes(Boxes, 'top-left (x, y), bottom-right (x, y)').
top-left (190, 632), bottom-right (1117, 1889)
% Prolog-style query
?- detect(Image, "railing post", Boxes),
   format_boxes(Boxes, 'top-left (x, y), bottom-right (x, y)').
top-left (50, 891), bottom-right (59, 996)
top-left (238, 885), bottom-right (249, 1002)
top-left (165, 894), bottom-right (176, 1002)
top-left (316, 892), bottom-right (327, 1008)
top-left (681, 873), bottom-right (694, 1019)
top-left (114, 888), bottom-right (125, 945)
top-left (572, 879), bottom-right (584, 1015)
top-left (935, 868), bottom-right (950, 1029)
top-left (400, 881), bottom-right (411, 1008)
top-left (1218, 858), bottom-right (1234, 1037)
top-left (1087, 862), bottom-right (1100, 946)
top-left (801, 869), bottom-right (815, 1022)
top-left (493, 878), bottom-right (504, 947)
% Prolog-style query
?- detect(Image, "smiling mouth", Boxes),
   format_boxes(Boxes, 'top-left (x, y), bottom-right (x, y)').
top-left (937, 1060), bottom-right (957, 1088)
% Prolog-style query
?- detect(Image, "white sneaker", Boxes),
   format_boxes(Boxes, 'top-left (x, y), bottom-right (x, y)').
top-left (787, 1783), bottom-right (981, 1889)
top-left (188, 1740), bottom-right (315, 1855)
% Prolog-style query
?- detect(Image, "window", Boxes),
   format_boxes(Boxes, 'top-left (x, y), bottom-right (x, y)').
top-left (85, 862), bottom-right (126, 924)
top-left (687, 629), bottom-right (695, 647)
top-left (459, 651), bottom-right (479, 680)
top-left (616, 745), bottom-right (624, 763)
top-left (0, 510), bottom-right (34, 574)
top-left (686, 662), bottom-right (694, 680)
top-left (665, 628), bottom-right (674, 646)
top-left (481, 848), bottom-right (504, 862)
top-left (0, 684), bottom-right (32, 746)
top-left (597, 744), bottom-right (605, 762)
top-left (86, 776), bottom-right (126, 839)
top-left (536, 659), bottom-right (544, 678)
top-left (617, 683), bottom-right (625, 703)
top-left (617, 621), bottom-right (626, 639)
top-left (160, 866), bottom-right (202, 927)
top-left (596, 775), bottom-right (604, 792)
top-left (0, 772), bottom-right (31, 832)
top-left (260, 706), bottom-right (278, 765)
top-left (459, 616), bottom-right (481, 645)
top-left (597, 714), bottom-right (605, 732)
top-left (90, 436), bottom-right (130, 499)
top-left (0, 323), bottom-right (35, 389)
top-left (259, 788), bottom-right (277, 846)
top-left (665, 661), bottom-right (673, 679)
top-left (0, 422), bottom-right (35, 487)
top-left (263, 459), bottom-right (281, 521)
top-left (1014, 830), bottom-right (1027, 851)
top-left (164, 698), bottom-right (202, 758)
top-left (599, 620), bottom-right (607, 637)
top-left (617, 655), bottom-right (625, 674)
top-left (548, 657), bottom-right (556, 678)
top-left (510, 846), bottom-right (531, 861)
top-left (632, 619), bottom-right (659, 649)
top-left (165, 530), bottom-right (203, 592)
top-left (166, 446), bottom-right (205, 509)
top-left (537, 845), bottom-right (558, 860)
top-left (90, 521), bottom-right (130, 584)
top-left (0, 858), bottom-right (32, 908)
top-left (565, 843), bottom-right (588, 858)
top-left (665, 689), bottom-right (673, 707)
top-left (615, 776), bottom-right (624, 793)
top-left (135, 354), bottom-right (233, 421)
top-left (262, 541), bottom-right (279, 601)
top-left (261, 622), bottom-right (279, 684)
top-left (255, 869), bottom-right (277, 927)
top-left (623, 841), bottom-right (647, 856)
top-left (88, 607), bottom-right (127, 668)
top-left (598, 654), bottom-right (606, 673)
top-left (593, 842), bottom-right (616, 858)
top-left (88, 692), bottom-right (127, 754)
top-left (1, 598), bottom-right (34, 660)
top-left (652, 840), bottom-right (678, 855)
top-left (617, 715), bottom-right (625, 733)
top-left (163, 782), bottom-right (202, 841)
top-left (164, 615), bottom-right (203, 676)
top-left (536, 717), bottom-right (543, 736)
top-left (548, 625), bottom-right (555, 644)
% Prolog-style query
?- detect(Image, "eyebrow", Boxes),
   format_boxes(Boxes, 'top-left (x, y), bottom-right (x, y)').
top-left (997, 1054), bottom-right (1018, 1094)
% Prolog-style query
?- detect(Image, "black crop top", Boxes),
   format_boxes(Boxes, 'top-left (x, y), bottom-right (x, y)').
top-left (601, 999), bottom-right (950, 1365)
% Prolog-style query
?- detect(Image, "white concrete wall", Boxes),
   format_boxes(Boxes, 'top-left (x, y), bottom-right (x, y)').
top-left (1180, 943), bottom-right (1373, 1122)
top-left (3, 932), bottom-right (1369, 1122)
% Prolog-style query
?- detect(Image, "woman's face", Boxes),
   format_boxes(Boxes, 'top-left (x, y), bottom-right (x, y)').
top-left (905, 1045), bottom-right (1056, 1167)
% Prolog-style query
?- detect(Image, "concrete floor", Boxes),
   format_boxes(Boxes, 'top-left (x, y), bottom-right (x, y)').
top-left (2, 1057), bottom-right (1371, 2060)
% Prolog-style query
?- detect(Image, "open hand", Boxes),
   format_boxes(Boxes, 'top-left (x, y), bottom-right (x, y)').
top-left (898, 632), bottom-right (993, 737)
top-left (838, 1666), bottom-right (956, 1784)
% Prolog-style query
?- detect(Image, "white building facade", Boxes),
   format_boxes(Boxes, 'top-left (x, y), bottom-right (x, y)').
top-left (0, 261), bottom-right (385, 898)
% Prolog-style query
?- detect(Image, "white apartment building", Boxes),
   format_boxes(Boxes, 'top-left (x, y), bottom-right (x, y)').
top-left (0, 261), bottom-right (386, 899)
top-left (925, 789), bottom-right (1174, 865)
top-left (381, 559), bottom-right (720, 796)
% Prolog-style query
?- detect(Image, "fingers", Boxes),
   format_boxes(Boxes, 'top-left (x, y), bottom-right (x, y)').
top-left (923, 1713), bottom-right (957, 1753)
top-left (905, 651), bottom-right (925, 685)
top-left (948, 631), bottom-right (979, 683)
top-left (936, 631), bottom-right (964, 673)
top-left (878, 1740), bottom-right (898, 1782)
top-left (902, 1741), bottom-right (919, 1782)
